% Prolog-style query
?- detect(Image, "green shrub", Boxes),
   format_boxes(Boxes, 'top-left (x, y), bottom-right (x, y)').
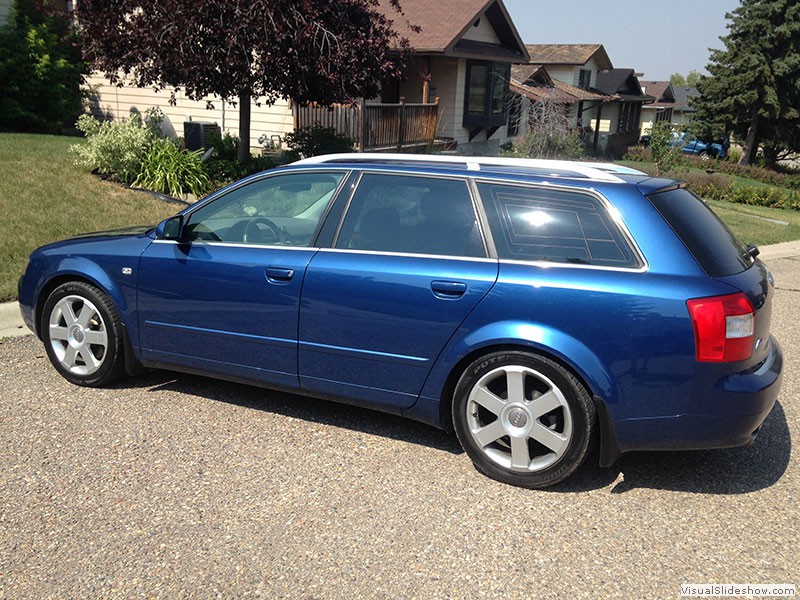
top-left (503, 128), bottom-right (585, 160)
top-left (649, 122), bottom-right (682, 175)
top-left (72, 113), bottom-right (157, 184)
top-left (283, 125), bottom-right (354, 160)
top-left (134, 138), bottom-right (210, 198)
top-left (204, 133), bottom-right (280, 189)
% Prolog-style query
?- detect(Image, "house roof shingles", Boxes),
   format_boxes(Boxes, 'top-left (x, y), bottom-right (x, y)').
top-left (378, 0), bottom-right (528, 60)
top-left (523, 44), bottom-right (613, 70)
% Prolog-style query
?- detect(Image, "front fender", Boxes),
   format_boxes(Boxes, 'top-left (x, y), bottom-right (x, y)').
top-left (32, 256), bottom-right (137, 341)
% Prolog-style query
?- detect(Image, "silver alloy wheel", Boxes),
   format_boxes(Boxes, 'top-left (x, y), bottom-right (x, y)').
top-left (47, 294), bottom-right (109, 376)
top-left (465, 365), bottom-right (573, 472)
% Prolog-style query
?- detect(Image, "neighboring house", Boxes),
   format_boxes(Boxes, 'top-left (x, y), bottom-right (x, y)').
top-left (671, 86), bottom-right (700, 126)
top-left (519, 44), bottom-right (614, 132)
top-left (639, 82), bottom-right (700, 136)
top-left (511, 44), bottom-right (652, 156)
top-left (509, 63), bottom-right (607, 138)
top-left (85, 0), bottom-right (528, 155)
top-left (639, 80), bottom-right (676, 136)
top-left (593, 69), bottom-right (653, 157)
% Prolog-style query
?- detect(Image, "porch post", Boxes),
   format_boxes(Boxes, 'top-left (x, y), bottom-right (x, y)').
top-left (397, 96), bottom-right (405, 152)
top-left (593, 103), bottom-right (603, 156)
top-left (359, 98), bottom-right (366, 152)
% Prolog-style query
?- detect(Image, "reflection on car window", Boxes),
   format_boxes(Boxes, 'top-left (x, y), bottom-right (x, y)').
top-left (478, 182), bottom-right (641, 268)
top-left (335, 174), bottom-right (485, 258)
top-left (184, 172), bottom-right (344, 246)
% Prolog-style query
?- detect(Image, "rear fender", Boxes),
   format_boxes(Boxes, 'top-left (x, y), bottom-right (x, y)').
top-left (419, 320), bottom-right (619, 409)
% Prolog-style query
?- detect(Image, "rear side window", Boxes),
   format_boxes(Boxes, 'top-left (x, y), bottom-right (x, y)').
top-left (477, 182), bottom-right (641, 268)
top-left (647, 187), bottom-right (754, 276)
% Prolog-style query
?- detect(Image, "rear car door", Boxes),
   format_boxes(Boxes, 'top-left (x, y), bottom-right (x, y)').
top-left (137, 170), bottom-right (346, 388)
top-left (298, 172), bottom-right (498, 410)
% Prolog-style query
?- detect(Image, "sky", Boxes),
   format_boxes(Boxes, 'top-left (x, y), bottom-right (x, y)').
top-left (503, 0), bottom-right (741, 81)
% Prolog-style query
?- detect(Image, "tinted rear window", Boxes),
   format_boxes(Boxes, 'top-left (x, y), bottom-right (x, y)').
top-left (647, 187), bottom-right (754, 276)
top-left (477, 182), bottom-right (642, 268)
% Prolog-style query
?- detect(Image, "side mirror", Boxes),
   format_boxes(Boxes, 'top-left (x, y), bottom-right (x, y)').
top-left (155, 215), bottom-right (185, 241)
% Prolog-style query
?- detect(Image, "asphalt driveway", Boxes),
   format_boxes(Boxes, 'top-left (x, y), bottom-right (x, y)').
top-left (1, 244), bottom-right (798, 598)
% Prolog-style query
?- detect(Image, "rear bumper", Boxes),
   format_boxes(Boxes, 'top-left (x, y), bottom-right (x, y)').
top-left (612, 337), bottom-right (783, 453)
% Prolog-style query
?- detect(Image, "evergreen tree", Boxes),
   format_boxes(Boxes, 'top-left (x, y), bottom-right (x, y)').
top-left (692, 0), bottom-right (800, 166)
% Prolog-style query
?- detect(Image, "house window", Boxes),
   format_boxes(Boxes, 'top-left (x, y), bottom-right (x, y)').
top-left (618, 102), bottom-right (642, 133)
top-left (578, 69), bottom-right (592, 90)
top-left (464, 61), bottom-right (510, 128)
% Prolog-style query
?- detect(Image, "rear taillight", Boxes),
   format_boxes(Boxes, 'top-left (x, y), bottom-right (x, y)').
top-left (686, 293), bottom-right (755, 362)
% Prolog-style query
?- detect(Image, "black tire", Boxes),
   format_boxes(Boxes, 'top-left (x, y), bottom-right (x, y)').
top-left (698, 150), bottom-right (711, 160)
top-left (41, 281), bottom-right (126, 387)
top-left (452, 351), bottom-right (595, 488)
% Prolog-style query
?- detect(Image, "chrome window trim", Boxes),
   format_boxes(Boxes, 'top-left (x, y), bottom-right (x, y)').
top-left (151, 239), bottom-right (320, 252)
top-left (316, 247), bottom-right (498, 264)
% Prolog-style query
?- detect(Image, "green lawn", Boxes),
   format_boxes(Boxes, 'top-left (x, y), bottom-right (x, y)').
top-left (0, 133), bottom-right (178, 301)
top-left (705, 199), bottom-right (800, 246)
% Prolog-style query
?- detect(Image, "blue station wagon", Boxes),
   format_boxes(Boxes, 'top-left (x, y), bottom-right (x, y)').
top-left (18, 154), bottom-right (783, 488)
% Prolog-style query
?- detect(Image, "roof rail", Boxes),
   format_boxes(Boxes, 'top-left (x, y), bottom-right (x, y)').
top-left (293, 153), bottom-right (645, 182)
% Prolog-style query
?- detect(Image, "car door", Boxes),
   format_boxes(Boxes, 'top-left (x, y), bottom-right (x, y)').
top-left (137, 170), bottom-right (347, 388)
top-left (298, 172), bottom-right (499, 410)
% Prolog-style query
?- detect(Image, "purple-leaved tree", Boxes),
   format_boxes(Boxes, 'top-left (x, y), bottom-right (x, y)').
top-left (78, 0), bottom-right (411, 161)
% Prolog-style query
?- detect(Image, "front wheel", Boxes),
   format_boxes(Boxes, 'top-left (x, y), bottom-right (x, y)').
top-left (42, 281), bottom-right (126, 387)
top-left (453, 352), bottom-right (595, 488)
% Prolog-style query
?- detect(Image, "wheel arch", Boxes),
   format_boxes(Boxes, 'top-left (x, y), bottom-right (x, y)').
top-left (424, 326), bottom-right (622, 467)
top-left (34, 269), bottom-right (143, 377)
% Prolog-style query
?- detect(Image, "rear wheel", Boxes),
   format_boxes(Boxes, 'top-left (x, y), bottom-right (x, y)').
top-left (42, 281), bottom-right (126, 387)
top-left (453, 351), bottom-right (595, 488)
top-left (698, 150), bottom-right (711, 160)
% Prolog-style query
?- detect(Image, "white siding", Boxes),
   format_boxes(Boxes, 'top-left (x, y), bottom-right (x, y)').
top-left (546, 66), bottom-right (576, 87)
top-left (85, 73), bottom-right (295, 151)
top-left (461, 16), bottom-right (501, 44)
top-left (0, 0), bottom-right (12, 24)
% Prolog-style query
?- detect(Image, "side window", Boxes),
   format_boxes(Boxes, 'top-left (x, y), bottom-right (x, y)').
top-left (477, 182), bottom-right (641, 268)
top-left (335, 174), bottom-right (485, 258)
top-left (184, 171), bottom-right (344, 246)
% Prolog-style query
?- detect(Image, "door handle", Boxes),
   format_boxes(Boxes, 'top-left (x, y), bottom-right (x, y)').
top-left (265, 267), bottom-right (295, 284)
top-left (431, 280), bottom-right (467, 299)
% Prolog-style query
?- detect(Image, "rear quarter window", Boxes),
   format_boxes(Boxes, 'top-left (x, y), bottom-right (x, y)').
top-left (477, 182), bottom-right (642, 268)
top-left (647, 187), bottom-right (754, 277)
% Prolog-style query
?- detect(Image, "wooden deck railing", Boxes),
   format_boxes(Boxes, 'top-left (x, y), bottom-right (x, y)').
top-left (295, 98), bottom-right (440, 151)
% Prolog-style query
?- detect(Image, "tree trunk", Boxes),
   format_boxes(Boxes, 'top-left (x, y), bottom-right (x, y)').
top-left (238, 91), bottom-right (251, 164)
top-left (740, 111), bottom-right (759, 166)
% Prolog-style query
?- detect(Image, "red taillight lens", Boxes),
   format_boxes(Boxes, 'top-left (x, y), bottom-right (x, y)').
top-left (686, 293), bottom-right (755, 362)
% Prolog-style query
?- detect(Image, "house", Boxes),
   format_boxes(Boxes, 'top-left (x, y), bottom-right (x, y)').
top-left (508, 63), bottom-right (607, 138)
top-left (593, 69), bottom-right (653, 156)
top-left (84, 0), bottom-right (528, 155)
top-left (511, 44), bottom-right (653, 157)
top-left (639, 80), bottom-right (676, 136)
top-left (638, 82), bottom-right (700, 136)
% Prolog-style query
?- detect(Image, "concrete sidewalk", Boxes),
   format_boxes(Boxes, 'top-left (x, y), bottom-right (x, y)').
top-left (3, 240), bottom-right (800, 340)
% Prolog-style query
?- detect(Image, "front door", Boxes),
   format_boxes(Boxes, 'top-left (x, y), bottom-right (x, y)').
top-left (137, 170), bottom-right (347, 388)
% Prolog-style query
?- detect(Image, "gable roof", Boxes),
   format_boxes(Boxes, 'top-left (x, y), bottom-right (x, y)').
top-left (672, 86), bottom-right (700, 111)
top-left (511, 65), bottom-right (609, 105)
top-left (380, 0), bottom-right (528, 61)
top-left (638, 81), bottom-right (674, 105)
top-left (595, 69), bottom-right (654, 103)
top-left (523, 44), bottom-right (613, 70)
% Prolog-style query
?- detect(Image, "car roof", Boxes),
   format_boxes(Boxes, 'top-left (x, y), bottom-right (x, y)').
top-left (285, 153), bottom-right (680, 196)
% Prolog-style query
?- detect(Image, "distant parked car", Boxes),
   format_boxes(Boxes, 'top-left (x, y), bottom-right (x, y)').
top-left (670, 132), bottom-right (730, 160)
top-left (18, 154), bottom-right (782, 488)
